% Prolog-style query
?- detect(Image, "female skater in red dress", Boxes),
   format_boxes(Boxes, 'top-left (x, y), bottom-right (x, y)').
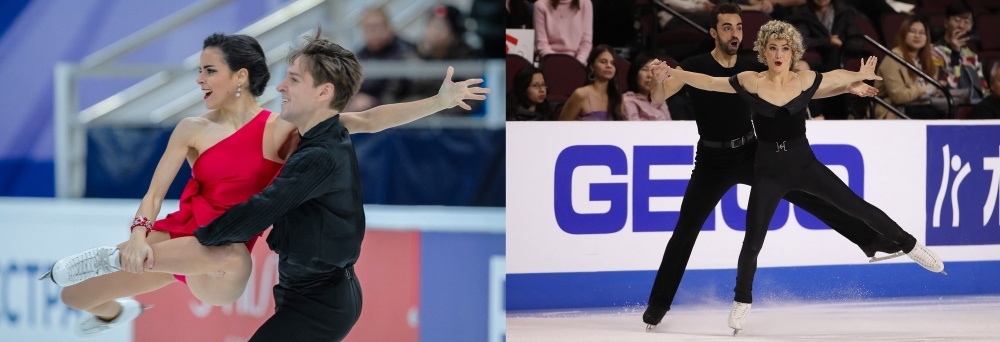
top-left (40, 32), bottom-right (490, 337)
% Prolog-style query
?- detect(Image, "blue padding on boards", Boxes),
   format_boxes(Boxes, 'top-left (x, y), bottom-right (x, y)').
top-left (85, 126), bottom-right (505, 206)
top-left (420, 232), bottom-right (505, 342)
top-left (0, 159), bottom-right (54, 197)
top-left (507, 261), bottom-right (1000, 311)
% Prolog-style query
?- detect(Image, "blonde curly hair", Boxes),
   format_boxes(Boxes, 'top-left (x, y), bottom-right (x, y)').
top-left (753, 20), bottom-right (805, 67)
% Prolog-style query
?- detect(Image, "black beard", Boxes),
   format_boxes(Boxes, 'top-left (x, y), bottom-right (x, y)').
top-left (718, 37), bottom-right (739, 55)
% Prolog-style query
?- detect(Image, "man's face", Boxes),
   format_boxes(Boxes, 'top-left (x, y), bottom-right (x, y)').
top-left (712, 13), bottom-right (743, 55)
top-left (946, 13), bottom-right (973, 37)
top-left (362, 12), bottom-right (393, 52)
top-left (276, 57), bottom-right (327, 123)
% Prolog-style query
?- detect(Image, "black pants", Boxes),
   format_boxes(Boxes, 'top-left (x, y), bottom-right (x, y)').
top-left (250, 267), bottom-right (362, 342)
top-left (647, 139), bottom-right (882, 310)
top-left (733, 137), bottom-right (916, 303)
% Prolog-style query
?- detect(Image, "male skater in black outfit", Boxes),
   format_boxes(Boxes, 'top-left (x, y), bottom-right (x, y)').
top-left (641, 4), bottom-right (901, 331)
top-left (193, 29), bottom-right (489, 341)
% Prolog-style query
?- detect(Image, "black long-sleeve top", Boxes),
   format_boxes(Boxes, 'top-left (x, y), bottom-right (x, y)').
top-left (194, 115), bottom-right (365, 288)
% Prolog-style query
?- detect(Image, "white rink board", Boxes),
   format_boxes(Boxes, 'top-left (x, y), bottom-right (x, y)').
top-left (507, 121), bottom-right (1000, 274)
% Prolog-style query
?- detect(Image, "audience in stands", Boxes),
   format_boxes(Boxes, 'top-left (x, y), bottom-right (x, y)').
top-left (788, 0), bottom-right (863, 119)
top-left (970, 62), bottom-right (1000, 119)
top-left (624, 54), bottom-right (671, 121)
top-left (507, 0), bottom-right (533, 29)
top-left (559, 45), bottom-right (625, 121)
top-left (932, 2), bottom-right (986, 104)
top-left (346, 6), bottom-right (418, 112)
top-left (508, 66), bottom-right (554, 121)
top-left (535, 0), bottom-right (594, 65)
top-left (874, 16), bottom-right (942, 119)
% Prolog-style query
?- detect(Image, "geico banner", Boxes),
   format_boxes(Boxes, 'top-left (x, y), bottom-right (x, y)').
top-left (507, 121), bottom-right (1000, 275)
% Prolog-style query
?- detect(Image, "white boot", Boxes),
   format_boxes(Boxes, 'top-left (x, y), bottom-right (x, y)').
top-left (728, 301), bottom-right (751, 336)
top-left (74, 298), bottom-right (150, 338)
top-left (39, 246), bottom-right (121, 286)
top-left (907, 243), bottom-right (947, 275)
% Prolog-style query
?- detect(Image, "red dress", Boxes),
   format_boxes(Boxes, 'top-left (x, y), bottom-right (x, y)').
top-left (151, 110), bottom-right (283, 283)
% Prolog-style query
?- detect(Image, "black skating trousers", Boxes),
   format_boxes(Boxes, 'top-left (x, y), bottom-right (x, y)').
top-left (732, 136), bottom-right (917, 304)
top-left (647, 138), bottom-right (887, 310)
top-left (250, 267), bottom-right (362, 342)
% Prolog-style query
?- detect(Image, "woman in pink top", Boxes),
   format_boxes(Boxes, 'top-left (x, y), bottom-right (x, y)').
top-left (534, 0), bottom-right (593, 65)
top-left (624, 54), bottom-right (672, 121)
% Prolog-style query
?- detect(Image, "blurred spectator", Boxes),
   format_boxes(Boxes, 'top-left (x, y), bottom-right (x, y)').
top-left (624, 54), bottom-right (671, 120)
top-left (345, 6), bottom-right (418, 112)
top-left (874, 17), bottom-right (942, 119)
top-left (402, 5), bottom-right (479, 115)
top-left (472, 0), bottom-right (506, 58)
top-left (559, 45), bottom-right (625, 120)
top-left (506, 0), bottom-right (533, 29)
top-left (931, 2), bottom-right (986, 104)
top-left (507, 66), bottom-right (554, 120)
top-left (788, 0), bottom-right (863, 119)
top-left (418, 5), bottom-right (477, 60)
top-left (535, 0), bottom-right (593, 65)
top-left (970, 62), bottom-right (1000, 119)
top-left (788, 0), bottom-right (862, 72)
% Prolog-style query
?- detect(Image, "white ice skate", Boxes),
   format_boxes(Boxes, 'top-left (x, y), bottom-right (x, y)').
top-left (74, 298), bottom-right (151, 338)
top-left (906, 242), bottom-right (947, 275)
top-left (39, 246), bottom-right (121, 286)
top-left (727, 301), bottom-right (751, 336)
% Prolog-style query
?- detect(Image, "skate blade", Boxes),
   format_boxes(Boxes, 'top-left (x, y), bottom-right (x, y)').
top-left (940, 271), bottom-right (948, 276)
top-left (141, 305), bottom-right (154, 311)
top-left (733, 328), bottom-right (740, 336)
top-left (868, 251), bottom-right (905, 263)
top-left (646, 324), bottom-right (654, 332)
top-left (38, 270), bottom-right (51, 281)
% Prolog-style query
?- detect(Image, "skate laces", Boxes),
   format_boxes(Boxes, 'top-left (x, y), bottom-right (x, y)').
top-left (67, 249), bottom-right (108, 283)
top-left (730, 302), bottom-right (750, 320)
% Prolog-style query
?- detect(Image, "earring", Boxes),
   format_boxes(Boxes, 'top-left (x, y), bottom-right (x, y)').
top-left (236, 84), bottom-right (242, 98)
top-left (588, 73), bottom-right (596, 81)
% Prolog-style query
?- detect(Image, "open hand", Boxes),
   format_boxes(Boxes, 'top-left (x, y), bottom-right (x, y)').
top-left (858, 57), bottom-right (882, 81)
top-left (436, 66), bottom-right (491, 111)
top-left (847, 81), bottom-right (878, 97)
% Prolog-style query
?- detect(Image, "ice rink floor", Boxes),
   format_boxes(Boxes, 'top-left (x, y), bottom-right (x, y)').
top-left (508, 295), bottom-right (1000, 341)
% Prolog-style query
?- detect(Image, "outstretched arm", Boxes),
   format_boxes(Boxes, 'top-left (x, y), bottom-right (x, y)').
top-left (650, 61), bottom-right (687, 103)
top-left (659, 64), bottom-right (737, 93)
top-left (814, 57), bottom-right (882, 98)
top-left (339, 66), bottom-right (490, 133)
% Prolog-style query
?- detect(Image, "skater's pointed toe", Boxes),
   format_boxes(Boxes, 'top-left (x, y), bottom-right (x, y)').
top-left (906, 243), bottom-right (945, 273)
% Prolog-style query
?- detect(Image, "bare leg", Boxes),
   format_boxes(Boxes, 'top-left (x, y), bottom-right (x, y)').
top-left (61, 232), bottom-right (176, 320)
top-left (136, 236), bottom-right (254, 306)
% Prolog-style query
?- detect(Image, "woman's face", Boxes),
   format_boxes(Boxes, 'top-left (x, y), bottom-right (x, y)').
top-left (591, 51), bottom-right (616, 81)
top-left (526, 72), bottom-right (547, 104)
top-left (196, 47), bottom-right (241, 110)
top-left (764, 38), bottom-right (792, 72)
top-left (905, 22), bottom-right (927, 51)
top-left (637, 60), bottom-right (655, 94)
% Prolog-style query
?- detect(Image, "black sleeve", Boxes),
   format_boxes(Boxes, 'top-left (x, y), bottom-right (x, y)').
top-left (194, 148), bottom-right (336, 246)
top-left (970, 99), bottom-right (1000, 119)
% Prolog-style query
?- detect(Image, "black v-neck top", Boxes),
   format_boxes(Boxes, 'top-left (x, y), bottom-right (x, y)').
top-left (728, 71), bottom-right (823, 142)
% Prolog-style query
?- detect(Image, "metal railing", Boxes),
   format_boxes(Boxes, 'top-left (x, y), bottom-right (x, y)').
top-left (650, 1), bottom-right (709, 35)
top-left (854, 34), bottom-right (954, 119)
